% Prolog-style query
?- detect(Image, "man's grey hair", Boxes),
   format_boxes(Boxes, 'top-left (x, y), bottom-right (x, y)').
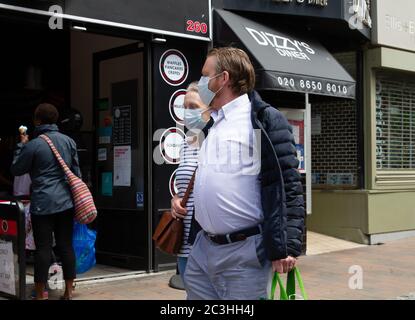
top-left (187, 81), bottom-right (199, 93)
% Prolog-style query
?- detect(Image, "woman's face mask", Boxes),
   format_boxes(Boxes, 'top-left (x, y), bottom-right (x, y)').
top-left (197, 73), bottom-right (224, 107)
top-left (183, 91), bottom-right (211, 130)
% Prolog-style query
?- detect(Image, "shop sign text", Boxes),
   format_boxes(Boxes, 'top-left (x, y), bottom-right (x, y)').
top-left (246, 27), bottom-right (315, 61)
top-left (272, 0), bottom-right (328, 7)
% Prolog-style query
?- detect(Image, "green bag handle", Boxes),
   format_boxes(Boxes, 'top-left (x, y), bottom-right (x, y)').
top-left (270, 267), bottom-right (308, 300)
top-left (270, 272), bottom-right (288, 300)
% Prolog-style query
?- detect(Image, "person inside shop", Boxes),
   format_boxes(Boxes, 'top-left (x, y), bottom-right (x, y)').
top-left (10, 103), bottom-right (80, 300)
top-left (13, 171), bottom-right (36, 255)
top-left (170, 82), bottom-right (213, 282)
top-left (182, 47), bottom-right (305, 300)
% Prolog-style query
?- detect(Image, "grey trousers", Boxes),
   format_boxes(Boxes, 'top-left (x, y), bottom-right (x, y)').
top-left (184, 230), bottom-right (272, 300)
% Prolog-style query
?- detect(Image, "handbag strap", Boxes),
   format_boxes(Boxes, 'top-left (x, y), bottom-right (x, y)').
top-left (39, 134), bottom-right (74, 179)
top-left (179, 169), bottom-right (197, 208)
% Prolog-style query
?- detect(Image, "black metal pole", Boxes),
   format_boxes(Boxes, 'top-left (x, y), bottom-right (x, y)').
top-left (356, 49), bottom-right (365, 189)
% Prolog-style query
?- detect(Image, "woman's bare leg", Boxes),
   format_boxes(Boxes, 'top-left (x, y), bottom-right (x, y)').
top-left (63, 279), bottom-right (74, 299)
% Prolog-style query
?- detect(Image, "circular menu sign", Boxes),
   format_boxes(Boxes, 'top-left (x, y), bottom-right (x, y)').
top-left (159, 49), bottom-right (189, 86)
top-left (159, 127), bottom-right (185, 164)
top-left (169, 89), bottom-right (187, 124)
top-left (169, 169), bottom-right (179, 197)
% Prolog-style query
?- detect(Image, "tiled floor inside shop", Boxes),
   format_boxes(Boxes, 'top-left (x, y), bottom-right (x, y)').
top-left (26, 264), bottom-right (139, 284)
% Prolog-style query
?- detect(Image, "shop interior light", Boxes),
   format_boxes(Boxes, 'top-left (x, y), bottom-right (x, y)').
top-left (152, 36), bottom-right (167, 43)
top-left (72, 25), bottom-right (87, 31)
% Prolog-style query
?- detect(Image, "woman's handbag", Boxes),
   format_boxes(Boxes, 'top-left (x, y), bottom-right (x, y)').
top-left (269, 267), bottom-right (308, 300)
top-left (40, 134), bottom-right (97, 224)
top-left (152, 170), bottom-right (196, 255)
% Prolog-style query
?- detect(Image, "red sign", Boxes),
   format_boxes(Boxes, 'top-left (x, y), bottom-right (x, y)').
top-left (186, 20), bottom-right (208, 34)
top-left (0, 219), bottom-right (17, 237)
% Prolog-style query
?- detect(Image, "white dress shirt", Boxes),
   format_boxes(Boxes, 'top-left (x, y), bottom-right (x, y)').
top-left (194, 94), bottom-right (263, 235)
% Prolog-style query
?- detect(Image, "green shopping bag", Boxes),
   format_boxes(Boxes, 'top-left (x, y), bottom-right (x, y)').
top-left (270, 267), bottom-right (308, 300)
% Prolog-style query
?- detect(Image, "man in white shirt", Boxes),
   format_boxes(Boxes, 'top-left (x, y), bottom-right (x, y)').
top-left (183, 47), bottom-right (305, 300)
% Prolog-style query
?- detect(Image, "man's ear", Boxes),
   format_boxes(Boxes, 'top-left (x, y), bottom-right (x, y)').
top-left (222, 71), bottom-right (230, 86)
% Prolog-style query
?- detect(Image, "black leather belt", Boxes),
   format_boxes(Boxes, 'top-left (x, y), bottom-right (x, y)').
top-left (206, 225), bottom-right (262, 245)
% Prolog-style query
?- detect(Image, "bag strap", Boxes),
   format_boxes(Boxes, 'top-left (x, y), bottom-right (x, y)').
top-left (39, 134), bottom-right (74, 179)
top-left (287, 268), bottom-right (296, 299)
top-left (180, 168), bottom-right (197, 208)
top-left (270, 272), bottom-right (288, 300)
top-left (291, 267), bottom-right (308, 300)
top-left (270, 267), bottom-right (308, 300)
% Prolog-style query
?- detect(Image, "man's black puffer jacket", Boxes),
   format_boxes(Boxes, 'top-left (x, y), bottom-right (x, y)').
top-left (249, 90), bottom-right (305, 259)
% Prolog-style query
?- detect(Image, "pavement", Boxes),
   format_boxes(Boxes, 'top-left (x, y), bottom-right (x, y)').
top-left (12, 233), bottom-right (415, 300)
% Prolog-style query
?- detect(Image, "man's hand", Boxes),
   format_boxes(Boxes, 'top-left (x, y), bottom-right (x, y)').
top-left (171, 194), bottom-right (187, 219)
top-left (285, 256), bottom-right (297, 271)
top-left (20, 134), bottom-right (29, 144)
top-left (272, 256), bottom-right (297, 273)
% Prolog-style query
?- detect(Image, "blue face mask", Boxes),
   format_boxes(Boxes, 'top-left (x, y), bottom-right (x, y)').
top-left (184, 107), bottom-right (210, 130)
top-left (197, 73), bottom-right (223, 106)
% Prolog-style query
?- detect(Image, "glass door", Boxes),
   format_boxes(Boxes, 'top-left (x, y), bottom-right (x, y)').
top-left (92, 42), bottom-right (148, 270)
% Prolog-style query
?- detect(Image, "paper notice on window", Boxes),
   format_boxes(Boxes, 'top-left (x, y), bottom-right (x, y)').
top-left (113, 146), bottom-right (131, 187)
top-left (98, 148), bottom-right (107, 161)
top-left (291, 125), bottom-right (300, 145)
top-left (311, 115), bottom-right (322, 135)
top-left (0, 241), bottom-right (16, 296)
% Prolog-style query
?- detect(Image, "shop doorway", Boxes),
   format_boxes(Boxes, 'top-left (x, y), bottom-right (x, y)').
top-left (0, 19), bottom-right (153, 285)
top-left (91, 42), bottom-right (149, 272)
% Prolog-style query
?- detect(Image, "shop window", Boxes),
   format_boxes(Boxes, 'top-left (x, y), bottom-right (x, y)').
top-left (376, 72), bottom-right (415, 171)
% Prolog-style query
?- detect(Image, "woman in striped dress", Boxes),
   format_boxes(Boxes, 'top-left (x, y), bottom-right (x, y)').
top-left (171, 83), bottom-right (212, 281)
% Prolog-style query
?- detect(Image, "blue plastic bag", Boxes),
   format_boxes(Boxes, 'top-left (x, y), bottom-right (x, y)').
top-left (73, 221), bottom-right (97, 274)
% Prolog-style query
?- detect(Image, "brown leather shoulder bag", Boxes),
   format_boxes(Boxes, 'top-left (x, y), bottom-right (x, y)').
top-left (152, 170), bottom-right (196, 255)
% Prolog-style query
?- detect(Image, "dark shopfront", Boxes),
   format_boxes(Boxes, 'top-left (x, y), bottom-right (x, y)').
top-left (212, 0), bottom-right (372, 248)
top-left (0, 0), bottom-right (211, 276)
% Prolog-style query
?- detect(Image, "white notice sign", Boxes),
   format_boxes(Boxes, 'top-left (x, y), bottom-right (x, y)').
top-left (311, 115), bottom-right (322, 135)
top-left (113, 146), bottom-right (131, 187)
top-left (98, 148), bottom-right (107, 161)
top-left (0, 241), bottom-right (16, 296)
